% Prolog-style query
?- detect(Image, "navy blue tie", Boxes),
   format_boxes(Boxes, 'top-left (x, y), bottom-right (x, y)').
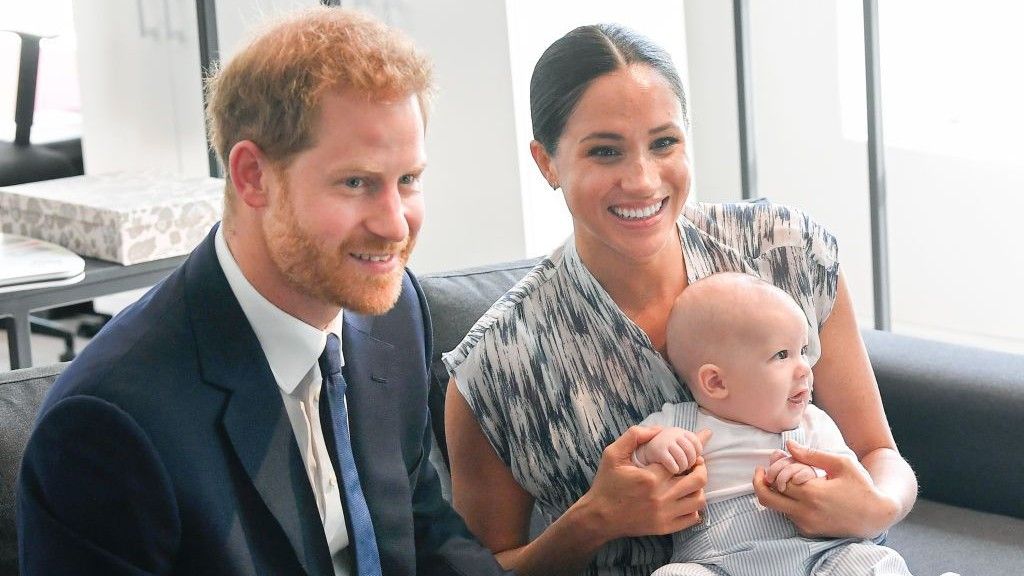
top-left (318, 334), bottom-right (382, 576)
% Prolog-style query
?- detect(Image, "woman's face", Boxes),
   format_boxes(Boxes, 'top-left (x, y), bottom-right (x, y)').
top-left (534, 64), bottom-right (691, 268)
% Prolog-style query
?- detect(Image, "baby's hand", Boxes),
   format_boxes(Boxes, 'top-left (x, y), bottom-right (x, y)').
top-left (633, 427), bottom-right (710, 475)
top-left (764, 449), bottom-right (820, 493)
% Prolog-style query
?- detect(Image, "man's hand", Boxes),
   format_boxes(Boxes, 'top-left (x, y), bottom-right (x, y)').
top-left (633, 427), bottom-right (712, 475)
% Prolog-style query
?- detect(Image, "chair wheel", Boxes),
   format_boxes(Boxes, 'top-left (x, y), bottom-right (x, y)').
top-left (59, 351), bottom-right (76, 362)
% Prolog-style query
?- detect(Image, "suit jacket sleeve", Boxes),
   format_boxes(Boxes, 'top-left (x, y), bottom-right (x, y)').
top-left (406, 272), bottom-right (512, 576)
top-left (18, 395), bottom-right (180, 575)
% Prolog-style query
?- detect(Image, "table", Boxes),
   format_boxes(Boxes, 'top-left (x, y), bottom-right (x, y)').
top-left (1, 255), bottom-right (186, 369)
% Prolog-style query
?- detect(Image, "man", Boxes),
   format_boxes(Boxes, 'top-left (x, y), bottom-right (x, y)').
top-left (17, 8), bottom-right (508, 575)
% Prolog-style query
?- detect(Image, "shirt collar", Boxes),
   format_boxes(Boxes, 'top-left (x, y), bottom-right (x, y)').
top-left (214, 226), bottom-right (344, 395)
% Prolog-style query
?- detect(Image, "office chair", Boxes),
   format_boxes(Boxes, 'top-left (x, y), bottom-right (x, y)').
top-left (1, 30), bottom-right (98, 362)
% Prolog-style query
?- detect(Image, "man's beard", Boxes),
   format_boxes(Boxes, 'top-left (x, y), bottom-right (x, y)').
top-left (262, 186), bottom-right (414, 316)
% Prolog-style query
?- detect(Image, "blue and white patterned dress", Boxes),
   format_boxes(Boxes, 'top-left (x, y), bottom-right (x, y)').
top-left (443, 201), bottom-right (840, 576)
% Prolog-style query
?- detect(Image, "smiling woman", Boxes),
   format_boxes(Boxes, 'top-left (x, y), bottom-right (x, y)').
top-left (443, 22), bottom-right (918, 576)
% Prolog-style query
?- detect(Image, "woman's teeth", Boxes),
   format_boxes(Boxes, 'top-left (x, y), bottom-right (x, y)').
top-left (610, 198), bottom-right (665, 220)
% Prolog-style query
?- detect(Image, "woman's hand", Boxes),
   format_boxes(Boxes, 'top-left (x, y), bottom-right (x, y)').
top-left (753, 440), bottom-right (901, 539)
top-left (577, 426), bottom-right (710, 541)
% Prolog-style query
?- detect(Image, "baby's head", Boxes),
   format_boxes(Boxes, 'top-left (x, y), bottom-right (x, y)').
top-left (665, 272), bottom-right (813, 433)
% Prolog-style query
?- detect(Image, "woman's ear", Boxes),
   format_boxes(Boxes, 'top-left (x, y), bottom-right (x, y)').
top-left (529, 140), bottom-right (559, 190)
top-left (228, 140), bottom-right (271, 209)
top-left (698, 363), bottom-right (728, 400)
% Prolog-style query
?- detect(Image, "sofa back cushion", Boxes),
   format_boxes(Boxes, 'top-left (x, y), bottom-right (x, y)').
top-left (865, 330), bottom-right (1024, 519)
top-left (418, 258), bottom-right (540, 465)
top-left (0, 362), bottom-right (64, 576)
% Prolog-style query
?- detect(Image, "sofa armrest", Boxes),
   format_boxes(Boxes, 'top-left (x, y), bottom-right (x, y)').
top-left (862, 329), bottom-right (1024, 519)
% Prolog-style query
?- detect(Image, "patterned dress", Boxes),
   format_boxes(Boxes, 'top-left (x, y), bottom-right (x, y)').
top-left (443, 201), bottom-right (840, 576)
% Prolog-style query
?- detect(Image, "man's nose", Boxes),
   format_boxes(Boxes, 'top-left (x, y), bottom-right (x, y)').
top-left (367, 186), bottom-right (409, 242)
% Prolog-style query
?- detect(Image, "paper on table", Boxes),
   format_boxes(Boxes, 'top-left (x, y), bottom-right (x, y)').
top-left (0, 232), bottom-right (85, 290)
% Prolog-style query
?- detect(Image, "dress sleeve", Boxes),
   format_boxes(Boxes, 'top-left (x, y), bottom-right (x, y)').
top-left (795, 208), bottom-right (841, 329)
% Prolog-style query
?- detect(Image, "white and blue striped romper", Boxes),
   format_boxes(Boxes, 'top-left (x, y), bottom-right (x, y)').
top-left (445, 202), bottom-right (842, 576)
top-left (643, 402), bottom-right (913, 576)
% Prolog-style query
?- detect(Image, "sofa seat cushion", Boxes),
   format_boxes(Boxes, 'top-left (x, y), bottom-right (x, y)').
top-left (888, 498), bottom-right (1024, 575)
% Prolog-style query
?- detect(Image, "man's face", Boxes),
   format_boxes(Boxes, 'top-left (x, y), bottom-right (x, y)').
top-left (262, 89), bottom-right (426, 315)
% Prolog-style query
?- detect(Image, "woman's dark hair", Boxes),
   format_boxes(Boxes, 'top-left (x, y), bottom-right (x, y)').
top-left (530, 24), bottom-right (689, 154)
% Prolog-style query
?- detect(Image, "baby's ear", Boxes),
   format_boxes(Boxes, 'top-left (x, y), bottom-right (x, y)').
top-left (698, 364), bottom-right (728, 399)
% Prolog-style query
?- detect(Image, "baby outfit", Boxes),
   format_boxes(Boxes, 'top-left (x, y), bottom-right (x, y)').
top-left (640, 401), bottom-right (913, 576)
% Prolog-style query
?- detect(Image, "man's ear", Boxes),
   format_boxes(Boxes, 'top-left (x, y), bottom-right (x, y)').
top-left (697, 363), bottom-right (728, 400)
top-left (228, 140), bottom-right (272, 209)
top-left (529, 140), bottom-right (559, 190)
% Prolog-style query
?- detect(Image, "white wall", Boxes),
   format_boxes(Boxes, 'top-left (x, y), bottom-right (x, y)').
top-left (683, 0), bottom-right (1024, 353)
top-left (378, 0), bottom-right (529, 274)
top-left (351, 0), bottom-right (690, 273)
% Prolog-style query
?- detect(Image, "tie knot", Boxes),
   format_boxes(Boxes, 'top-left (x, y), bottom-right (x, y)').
top-left (319, 333), bottom-right (343, 378)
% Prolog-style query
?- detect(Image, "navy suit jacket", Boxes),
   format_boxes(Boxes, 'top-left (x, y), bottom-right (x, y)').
top-left (17, 226), bottom-right (508, 575)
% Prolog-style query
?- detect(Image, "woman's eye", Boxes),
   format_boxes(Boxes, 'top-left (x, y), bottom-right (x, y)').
top-left (774, 350), bottom-right (790, 360)
top-left (652, 136), bottom-right (680, 150)
top-left (588, 146), bottom-right (620, 158)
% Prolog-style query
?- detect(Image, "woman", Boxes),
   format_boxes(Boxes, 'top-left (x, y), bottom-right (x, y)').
top-left (444, 24), bottom-right (916, 576)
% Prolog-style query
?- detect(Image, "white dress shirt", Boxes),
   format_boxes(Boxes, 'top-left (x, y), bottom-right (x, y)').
top-left (215, 227), bottom-right (351, 576)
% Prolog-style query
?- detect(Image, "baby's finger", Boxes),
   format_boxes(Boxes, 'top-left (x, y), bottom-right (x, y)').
top-left (657, 449), bottom-right (681, 475)
top-left (775, 465), bottom-right (797, 492)
top-left (764, 456), bottom-right (791, 484)
top-left (675, 437), bottom-right (697, 468)
top-left (666, 444), bottom-right (689, 473)
top-left (791, 466), bottom-right (817, 485)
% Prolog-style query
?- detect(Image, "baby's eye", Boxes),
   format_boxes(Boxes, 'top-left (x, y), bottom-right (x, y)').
top-left (774, 350), bottom-right (790, 360)
top-left (800, 345), bottom-right (809, 356)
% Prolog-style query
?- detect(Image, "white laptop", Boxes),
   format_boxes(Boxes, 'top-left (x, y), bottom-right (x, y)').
top-left (0, 232), bottom-right (86, 290)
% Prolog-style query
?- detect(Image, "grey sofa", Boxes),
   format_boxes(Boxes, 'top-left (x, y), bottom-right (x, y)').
top-left (3, 259), bottom-right (1023, 575)
top-left (418, 259), bottom-right (1024, 576)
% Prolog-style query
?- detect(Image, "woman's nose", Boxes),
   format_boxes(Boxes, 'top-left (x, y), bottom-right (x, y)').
top-left (621, 156), bottom-right (660, 193)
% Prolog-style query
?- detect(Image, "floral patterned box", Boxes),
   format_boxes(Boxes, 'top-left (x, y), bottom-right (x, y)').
top-left (0, 172), bottom-right (224, 265)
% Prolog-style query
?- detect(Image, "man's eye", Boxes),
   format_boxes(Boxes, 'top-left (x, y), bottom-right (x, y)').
top-left (774, 350), bottom-right (790, 360)
top-left (344, 177), bottom-right (364, 188)
top-left (399, 174), bottom-right (419, 185)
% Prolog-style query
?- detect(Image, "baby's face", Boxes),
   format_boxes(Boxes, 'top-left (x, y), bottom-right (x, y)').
top-left (718, 302), bottom-right (813, 433)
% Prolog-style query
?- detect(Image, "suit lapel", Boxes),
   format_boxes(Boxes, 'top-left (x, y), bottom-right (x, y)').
top-left (185, 227), bottom-right (332, 576)
top-left (341, 313), bottom-right (405, 567)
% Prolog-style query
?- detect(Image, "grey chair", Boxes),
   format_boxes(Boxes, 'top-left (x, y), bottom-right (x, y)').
top-left (0, 362), bottom-right (64, 576)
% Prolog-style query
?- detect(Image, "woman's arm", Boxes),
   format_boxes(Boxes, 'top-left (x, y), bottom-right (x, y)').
top-left (446, 381), bottom-right (707, 576)
top-left (754, 271), bottom-right (917, 538)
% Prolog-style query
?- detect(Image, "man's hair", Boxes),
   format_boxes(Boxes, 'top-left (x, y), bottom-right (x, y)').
top-left (205, 7), bottom-right (433, 211)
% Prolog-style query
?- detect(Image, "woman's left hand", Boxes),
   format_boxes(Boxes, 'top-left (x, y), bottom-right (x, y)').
top-left (752, 439), bottom-right (901, 539)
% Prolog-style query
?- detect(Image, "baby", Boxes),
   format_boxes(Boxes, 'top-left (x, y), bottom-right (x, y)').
top-left (633, 272), bottom-right (921, 576)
